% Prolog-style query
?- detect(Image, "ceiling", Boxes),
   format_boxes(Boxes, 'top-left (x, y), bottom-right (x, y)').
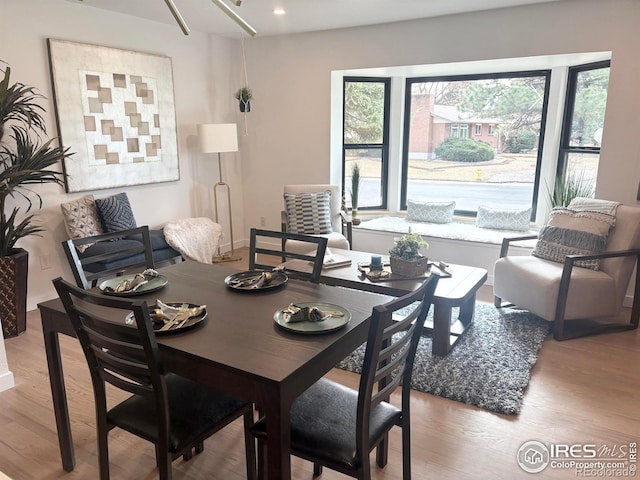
top-left (65, 0), bottom-right (563, 37)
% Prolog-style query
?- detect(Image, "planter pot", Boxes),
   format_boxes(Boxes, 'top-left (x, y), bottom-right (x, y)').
top-left (390, 255), bottom-right (428, 277)
top-left (351, 209), bottom-right (361, 226)
top-left (0, 249), bottom-right (29, 338)
top-left (239, 100), bottom-right (251, 112)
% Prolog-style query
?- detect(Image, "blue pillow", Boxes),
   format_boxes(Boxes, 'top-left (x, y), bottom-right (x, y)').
top-left (95, 192), bottom-right (137, 232)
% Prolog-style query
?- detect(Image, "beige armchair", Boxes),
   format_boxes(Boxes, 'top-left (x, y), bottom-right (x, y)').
top-left (281, 184), bottom-right (352, 254)
top-left (494, 204), bottom-right (640, 340)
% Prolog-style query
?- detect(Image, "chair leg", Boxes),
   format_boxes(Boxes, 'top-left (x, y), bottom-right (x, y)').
top-left (182, 448), bottom-right (193, 461)
top-left (494, 295), bottom-right (502, 308)
top-left (402, 423), bottom-right (412, 480)
top-left (243, 409), bottom-right (257, 480)
top-left (158, 446), bottom-right (173, 480)
top-left (313, 462), bottom-right (323, 476)
top-left (195, 441), bottom-right (204, 454)
top-left (97, 428), bottom-right (110, 480)
top-left (256, 439), bottom-right (266, 480)
top-left (376, 433), bottom-right (388, 468)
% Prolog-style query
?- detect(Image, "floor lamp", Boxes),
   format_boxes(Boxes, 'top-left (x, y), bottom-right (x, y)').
top-left (197, 123), bottom-right (242, 262)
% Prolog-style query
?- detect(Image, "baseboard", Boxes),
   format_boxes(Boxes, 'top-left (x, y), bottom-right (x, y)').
top-left (0, 370), bottom-right (15, 392)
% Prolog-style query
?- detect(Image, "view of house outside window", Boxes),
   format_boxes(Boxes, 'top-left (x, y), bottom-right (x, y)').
top-left (402, 72), bottom-right (550, 215)
top-left (341, 62), bottom-right (610, 218)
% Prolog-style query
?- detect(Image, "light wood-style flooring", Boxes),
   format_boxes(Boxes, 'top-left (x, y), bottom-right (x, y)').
top-left (1, 248), bottom-right (638, 479)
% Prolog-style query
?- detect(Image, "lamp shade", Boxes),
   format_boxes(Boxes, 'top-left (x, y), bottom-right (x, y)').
top-left (197, 123), bottom-right (238, 154)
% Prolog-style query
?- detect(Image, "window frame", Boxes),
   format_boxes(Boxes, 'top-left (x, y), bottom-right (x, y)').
top-left (556, 60), bottom-right (610, 184)
top-left (342, 76), bottom-right (390, 211)
top-left (401, 70), bottom-right (552, 219)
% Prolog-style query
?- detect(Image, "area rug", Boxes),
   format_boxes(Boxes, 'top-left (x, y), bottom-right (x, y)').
top-left (336, 303), bottom-right (550, 415)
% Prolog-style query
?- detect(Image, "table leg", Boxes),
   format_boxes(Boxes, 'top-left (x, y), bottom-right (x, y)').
top-left (458, 294), bottom-right (477, 326)
top-left (42, 321), bottom-right (75, 471)
top-left (263, 390), bottom-right (292, 479)
top-left (432, 304), bottom-right (453, 356)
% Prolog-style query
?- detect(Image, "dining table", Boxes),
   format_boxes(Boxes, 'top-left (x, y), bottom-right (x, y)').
top-left (38, 260), bottom-right (393, 479)
top-left (284, 248), bottom-right (488, 355)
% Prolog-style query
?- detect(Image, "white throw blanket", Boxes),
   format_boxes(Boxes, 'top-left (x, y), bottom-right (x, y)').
top-left (163, 217), bottom-right (223, 264)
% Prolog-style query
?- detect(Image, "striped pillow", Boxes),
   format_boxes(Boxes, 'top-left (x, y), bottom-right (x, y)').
top-left (531, 208), bottom-right (615, 270)
top-left (284, 191), bottom-right (332, 235)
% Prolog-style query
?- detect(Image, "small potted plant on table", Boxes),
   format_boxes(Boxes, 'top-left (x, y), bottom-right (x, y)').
top-left (389, 231), bottom-right (429, 277)
top-left (350, 163), bottom-right (361, 225)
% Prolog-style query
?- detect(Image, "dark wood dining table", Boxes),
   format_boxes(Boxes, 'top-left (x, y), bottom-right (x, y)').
top-left (285, 248), bottom-right (488, 355)
top-left (38, 260), bottom-right (393, 479)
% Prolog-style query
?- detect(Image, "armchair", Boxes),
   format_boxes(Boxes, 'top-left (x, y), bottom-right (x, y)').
top-left (282, 184), bottom-right (352, 254)
top-left (494, 204), bottom-right (640, 340)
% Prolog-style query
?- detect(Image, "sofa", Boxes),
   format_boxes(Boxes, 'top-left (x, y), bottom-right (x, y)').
top-left (60, 193), bottom-right (181, 285)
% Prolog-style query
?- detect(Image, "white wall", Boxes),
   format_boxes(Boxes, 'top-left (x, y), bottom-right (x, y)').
top-left (2, 0), bottom-right (640, 316)
top-left (1, 0), bottom-right (242, 311)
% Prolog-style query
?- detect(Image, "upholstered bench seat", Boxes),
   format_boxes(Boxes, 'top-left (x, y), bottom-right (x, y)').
top-left (80, 229), bottom-right (180, 273)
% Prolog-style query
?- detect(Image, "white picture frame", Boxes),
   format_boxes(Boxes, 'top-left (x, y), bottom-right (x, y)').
top-left (47, 39), bottom-right (180, 192)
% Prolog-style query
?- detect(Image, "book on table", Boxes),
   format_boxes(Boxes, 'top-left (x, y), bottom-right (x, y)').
top-left (319, 248), bottom-right (352, 269)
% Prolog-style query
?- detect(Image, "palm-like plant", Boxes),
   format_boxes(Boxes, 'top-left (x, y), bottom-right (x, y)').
top-left (546, 168), bottom-right (595, 208)
top-left (0, 64), bottom-right (71, 256)
top-left (350, 162), bottom-right (360, 213)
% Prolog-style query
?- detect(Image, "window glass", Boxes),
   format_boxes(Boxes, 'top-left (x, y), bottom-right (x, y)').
top-left (343, 78), bottom-right (389, 210)
top-left (403, 73), bottom-right (549, 214)
top-left (556, 63), bottom-right (610, 202)
top-left (345, 149), bottom-right (383, 209)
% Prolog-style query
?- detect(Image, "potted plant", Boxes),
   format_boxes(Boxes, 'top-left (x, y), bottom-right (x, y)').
top-left (0, 63), bottom-right (71, 337)
top-left (389, 231), bottom-right (429, 277)
top-left (546, 168), bottom-right (595, 208)
top-left (350, 162), bottom-right (361, 226)
top-left (234, 86), bottom-right (253, 113)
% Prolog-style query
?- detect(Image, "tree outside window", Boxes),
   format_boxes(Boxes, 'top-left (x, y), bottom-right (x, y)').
top-left (343, 78), bottom-right (389, 210)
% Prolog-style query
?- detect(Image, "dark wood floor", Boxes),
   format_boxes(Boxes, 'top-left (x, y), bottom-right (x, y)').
top-left (0, 247), bottom-right (638, 479)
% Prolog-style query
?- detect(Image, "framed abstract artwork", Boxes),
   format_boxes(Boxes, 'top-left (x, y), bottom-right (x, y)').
top-left (47, 39), bottom-right (180, 192)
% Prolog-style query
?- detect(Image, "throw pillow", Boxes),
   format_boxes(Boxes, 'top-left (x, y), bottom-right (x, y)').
top-left (284, 191), bottom-right (333, 235)
top-left (476, 206), bottom-right (532, 232)
top-left (531, 208), bottom-right (615, 270)
top-left (95, 192), bottom-right (137, 233)
top-left (406, 200), bottom-right (455, 224)
top-left (60, 195), bottom-right (104, 252)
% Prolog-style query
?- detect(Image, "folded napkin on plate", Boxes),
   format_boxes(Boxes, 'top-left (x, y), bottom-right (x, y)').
top-left (103, 268), bottom-right (160, 293)
top-left (155, 300), bottom-right (206, 321)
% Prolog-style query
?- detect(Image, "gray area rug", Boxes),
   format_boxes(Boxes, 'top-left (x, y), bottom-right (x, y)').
top-left (336, 303), bottom-right (550, 415)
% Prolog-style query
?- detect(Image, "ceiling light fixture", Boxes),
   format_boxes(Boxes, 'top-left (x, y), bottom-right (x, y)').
top-left (164, 0), bottom-right (190, 35)
top-left (163, 0), bottom-right (256, 37)
top-left (273, 7), bottom-right (286, 15)
top-left (210, 0), bottom-right (257, 36)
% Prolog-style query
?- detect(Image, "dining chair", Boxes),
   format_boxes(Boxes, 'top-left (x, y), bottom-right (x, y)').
top-left (52, 277), bottom-right (256, 480)
top-left (62, 225), bottom-right (157, 290)
top-left (250, 274), bottom-right (439, 480)
top-left (249, 228), bottom-right (328, 283)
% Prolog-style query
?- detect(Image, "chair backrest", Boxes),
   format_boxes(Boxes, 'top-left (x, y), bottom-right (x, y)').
top-left (355, 274), bottom-right (439, 456)
top-left (62, 225), bottom-right (155, 289)
top-left (52, 277), bottom-right (170, 439)
top-left (601, 204), bottom-right (640, 305)
top-left (249, 228), bottom-right (328, 283)
top-left (283, 184), bottom-right (342, 233)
